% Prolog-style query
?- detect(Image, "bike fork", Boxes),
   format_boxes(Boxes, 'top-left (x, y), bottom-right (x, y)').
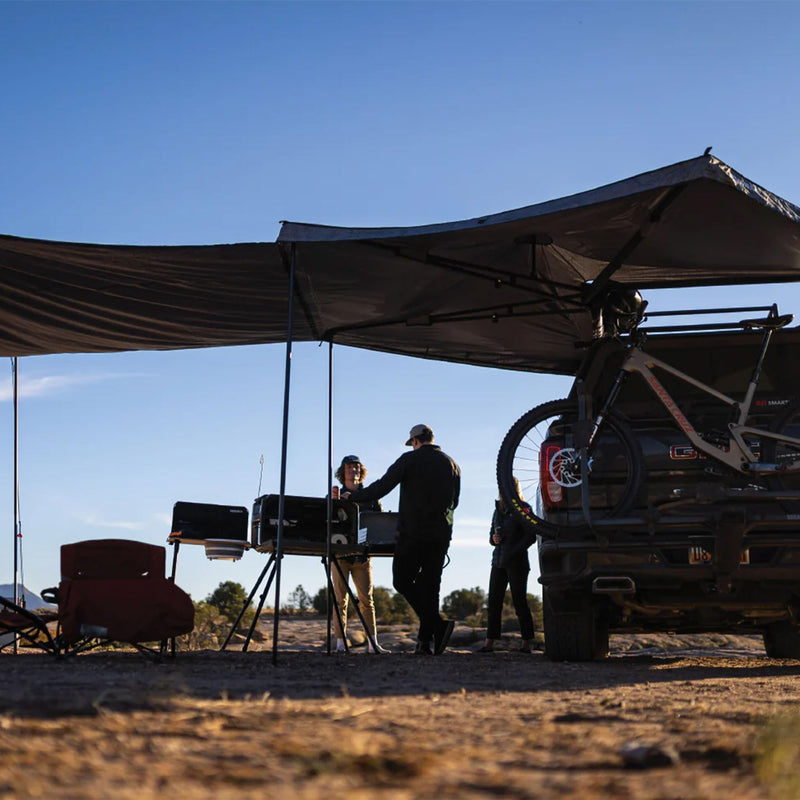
top-left (585, 367), bottom-right (630, 449)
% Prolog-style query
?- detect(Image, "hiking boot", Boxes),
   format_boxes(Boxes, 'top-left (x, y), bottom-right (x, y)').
top-left (414, 639), bottom-right (433, 655)
top-left (434, 619), bottom-right (455, 655)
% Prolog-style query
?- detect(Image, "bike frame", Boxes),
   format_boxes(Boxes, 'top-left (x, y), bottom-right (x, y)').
top-left (593, 326), bottom-right (800, 475)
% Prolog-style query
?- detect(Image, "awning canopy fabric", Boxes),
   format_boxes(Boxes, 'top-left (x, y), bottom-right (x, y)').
top-left (2, 154), bottom-right (799, 374)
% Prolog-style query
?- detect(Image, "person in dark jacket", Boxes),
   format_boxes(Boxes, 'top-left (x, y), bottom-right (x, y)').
top-left (344, 424), bottom-right (461, 656)
top-left (479, 479), bottom-right (536, 653)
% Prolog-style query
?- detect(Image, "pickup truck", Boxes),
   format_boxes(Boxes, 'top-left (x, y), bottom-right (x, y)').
top-left (533, 321), bottom-right (800, 661)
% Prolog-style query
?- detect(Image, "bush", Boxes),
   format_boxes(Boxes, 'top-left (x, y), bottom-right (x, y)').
top-left (200, 581), bottom-right (258, 646)
top-left (368, 586), bottom-right (416, 625)
top-left (206, 581), bottom-right (251, 623)
top-left (312, 585), bottom-right (328, 616)
top-left (442, 586), bottom-right (486, 620)
top-left (389, 591), bottom-right (416, 624)
top-left (372, 586), bottom-right (393, 621)
top-left (182, 600), bottom-right (229, 650)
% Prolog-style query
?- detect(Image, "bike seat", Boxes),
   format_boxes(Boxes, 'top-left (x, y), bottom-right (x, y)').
top-left (740, 313), bottom-right (794, 331)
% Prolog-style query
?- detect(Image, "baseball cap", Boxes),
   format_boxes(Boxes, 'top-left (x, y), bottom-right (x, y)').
top-left (339, 454), bottom-right (361, 467)
top-left (405, 424), bottom-right (433, 446)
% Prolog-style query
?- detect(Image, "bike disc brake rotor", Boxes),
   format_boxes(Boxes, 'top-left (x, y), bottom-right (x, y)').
top-left (548, 447), bottom-right (593, 487)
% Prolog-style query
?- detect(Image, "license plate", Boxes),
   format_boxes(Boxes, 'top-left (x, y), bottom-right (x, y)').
top-left (689, 547), bottom-right (750, 564)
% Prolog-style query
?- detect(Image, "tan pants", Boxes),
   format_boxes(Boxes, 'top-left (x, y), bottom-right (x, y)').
top-left (331, 558), bottom-right (377, 639)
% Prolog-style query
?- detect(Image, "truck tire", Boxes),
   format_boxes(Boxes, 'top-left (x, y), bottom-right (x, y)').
top-left (763, 621), bottom-right (800, 658)
top-left (543, 588), bottom-right (610, 662)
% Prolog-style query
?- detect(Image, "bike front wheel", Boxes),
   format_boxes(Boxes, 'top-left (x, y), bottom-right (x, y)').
top-left (497, 398), bottom-right (643, 534)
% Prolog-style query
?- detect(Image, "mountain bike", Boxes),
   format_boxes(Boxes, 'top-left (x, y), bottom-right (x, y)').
top-left (497, 302), bottom-right (800, 534)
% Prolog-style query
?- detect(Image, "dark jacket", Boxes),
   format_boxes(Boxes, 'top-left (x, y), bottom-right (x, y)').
top-left (350, 444), bottom-right (460, 543)
top-left (490, 502), bottom-right (534, 570)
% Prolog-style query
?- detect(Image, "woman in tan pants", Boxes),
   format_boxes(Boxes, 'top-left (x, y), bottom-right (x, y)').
top-left (332, 455), bottom-right (388, 653)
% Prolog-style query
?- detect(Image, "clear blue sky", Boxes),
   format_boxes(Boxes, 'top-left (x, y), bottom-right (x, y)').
top-left (2, 1), bottom-right (800, 608)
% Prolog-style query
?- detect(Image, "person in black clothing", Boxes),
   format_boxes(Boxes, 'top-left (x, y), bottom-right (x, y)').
top-left (479, 479), bottom-right (536, 653)
top-left (344, 424), bottom-right (461, 656)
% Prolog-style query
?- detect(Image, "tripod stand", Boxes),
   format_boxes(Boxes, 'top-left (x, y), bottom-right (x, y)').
top-left (221, 547), bottom-right (380, 655)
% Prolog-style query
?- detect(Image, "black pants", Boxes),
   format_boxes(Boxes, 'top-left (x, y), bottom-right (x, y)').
top-left (393, 536), bottom-right (449, 642)
top-left (486, 562), bottom-right (535, 640)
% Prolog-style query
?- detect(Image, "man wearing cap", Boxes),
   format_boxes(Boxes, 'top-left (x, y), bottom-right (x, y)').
top-left (343, 424), bottom-right (461, 655)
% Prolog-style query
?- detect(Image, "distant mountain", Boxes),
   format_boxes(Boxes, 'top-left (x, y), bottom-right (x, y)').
top-left (0, 584), bottom-right (54, 609)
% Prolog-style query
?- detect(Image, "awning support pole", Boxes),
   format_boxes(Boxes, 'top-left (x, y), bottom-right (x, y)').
top-left (272, 243), bottom-right (297, 665)
top-left (325, 340), bottom-right (334, 653)
top-left (12, 357), bottom-right (19, 653)
top-left (584, 184), bottom-right (687, 304)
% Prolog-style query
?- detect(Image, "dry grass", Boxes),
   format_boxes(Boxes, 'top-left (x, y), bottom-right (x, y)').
top-left (1, 620), bottom-right (798, 799)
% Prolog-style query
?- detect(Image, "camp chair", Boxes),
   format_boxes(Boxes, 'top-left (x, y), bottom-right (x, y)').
top-left (0, 595), bottom-right (61, 655)
top-left (55, 538), bottom-right (195, 657)
top-left (1, 539), bottom-right (194, 658)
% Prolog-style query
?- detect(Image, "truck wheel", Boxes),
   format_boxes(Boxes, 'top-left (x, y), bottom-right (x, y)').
top-left (763, 621), bottom-right (800, 658)
top-left (543, 589), bottom-right (610, 662)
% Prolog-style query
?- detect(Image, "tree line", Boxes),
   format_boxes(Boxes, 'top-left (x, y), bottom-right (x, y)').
top-left (185, 580), bottom-right (543, 649)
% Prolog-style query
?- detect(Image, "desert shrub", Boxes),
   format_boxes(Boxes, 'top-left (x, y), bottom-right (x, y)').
top-left (312, 586), bottom-right (328, 615)
top-left (200, 581), bottom-right (258, 644)
top-left (442, 587), bottom-right (486, 620)
top-left (372, 586), bottom-right (393, 621)
top-left (207, 581), bottom-right (251, 622)
top-left (182, 600), bottom-right (229, 650)
top-left (389, 591), bottom-right (416, 624)
top-left (370, 586), bottom-right (417, 625)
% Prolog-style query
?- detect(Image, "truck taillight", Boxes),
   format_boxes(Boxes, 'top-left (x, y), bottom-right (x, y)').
top-left (541, 444), bottom-right (563, 507)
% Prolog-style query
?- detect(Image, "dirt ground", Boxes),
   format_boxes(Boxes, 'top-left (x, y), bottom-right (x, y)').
top-left (3, 619), bottom-right (800, 800)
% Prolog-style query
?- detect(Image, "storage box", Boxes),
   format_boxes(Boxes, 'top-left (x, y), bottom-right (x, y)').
top-left (251, 494), bottom-right (360, 554)
top-left (357, 511), bottom-right (399, 554)
top-left (170, 501), bottom-right (249, 545)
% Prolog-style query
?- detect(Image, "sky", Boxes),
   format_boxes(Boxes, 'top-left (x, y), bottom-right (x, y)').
top-left (2, 0), bottom-right (800, 612)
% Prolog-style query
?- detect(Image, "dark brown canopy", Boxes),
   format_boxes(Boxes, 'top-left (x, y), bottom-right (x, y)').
top-left (2, 154), bottom-right (799, 374)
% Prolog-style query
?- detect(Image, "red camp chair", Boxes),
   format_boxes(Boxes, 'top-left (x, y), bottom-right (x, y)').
top-left (55, 539), bottom-right (195, 656)
top-left (1, 539), bottom-right (194, 658)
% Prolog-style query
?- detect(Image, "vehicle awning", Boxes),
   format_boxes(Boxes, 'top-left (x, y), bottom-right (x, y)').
top-left (2, 153), bottom-right (799, 374)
